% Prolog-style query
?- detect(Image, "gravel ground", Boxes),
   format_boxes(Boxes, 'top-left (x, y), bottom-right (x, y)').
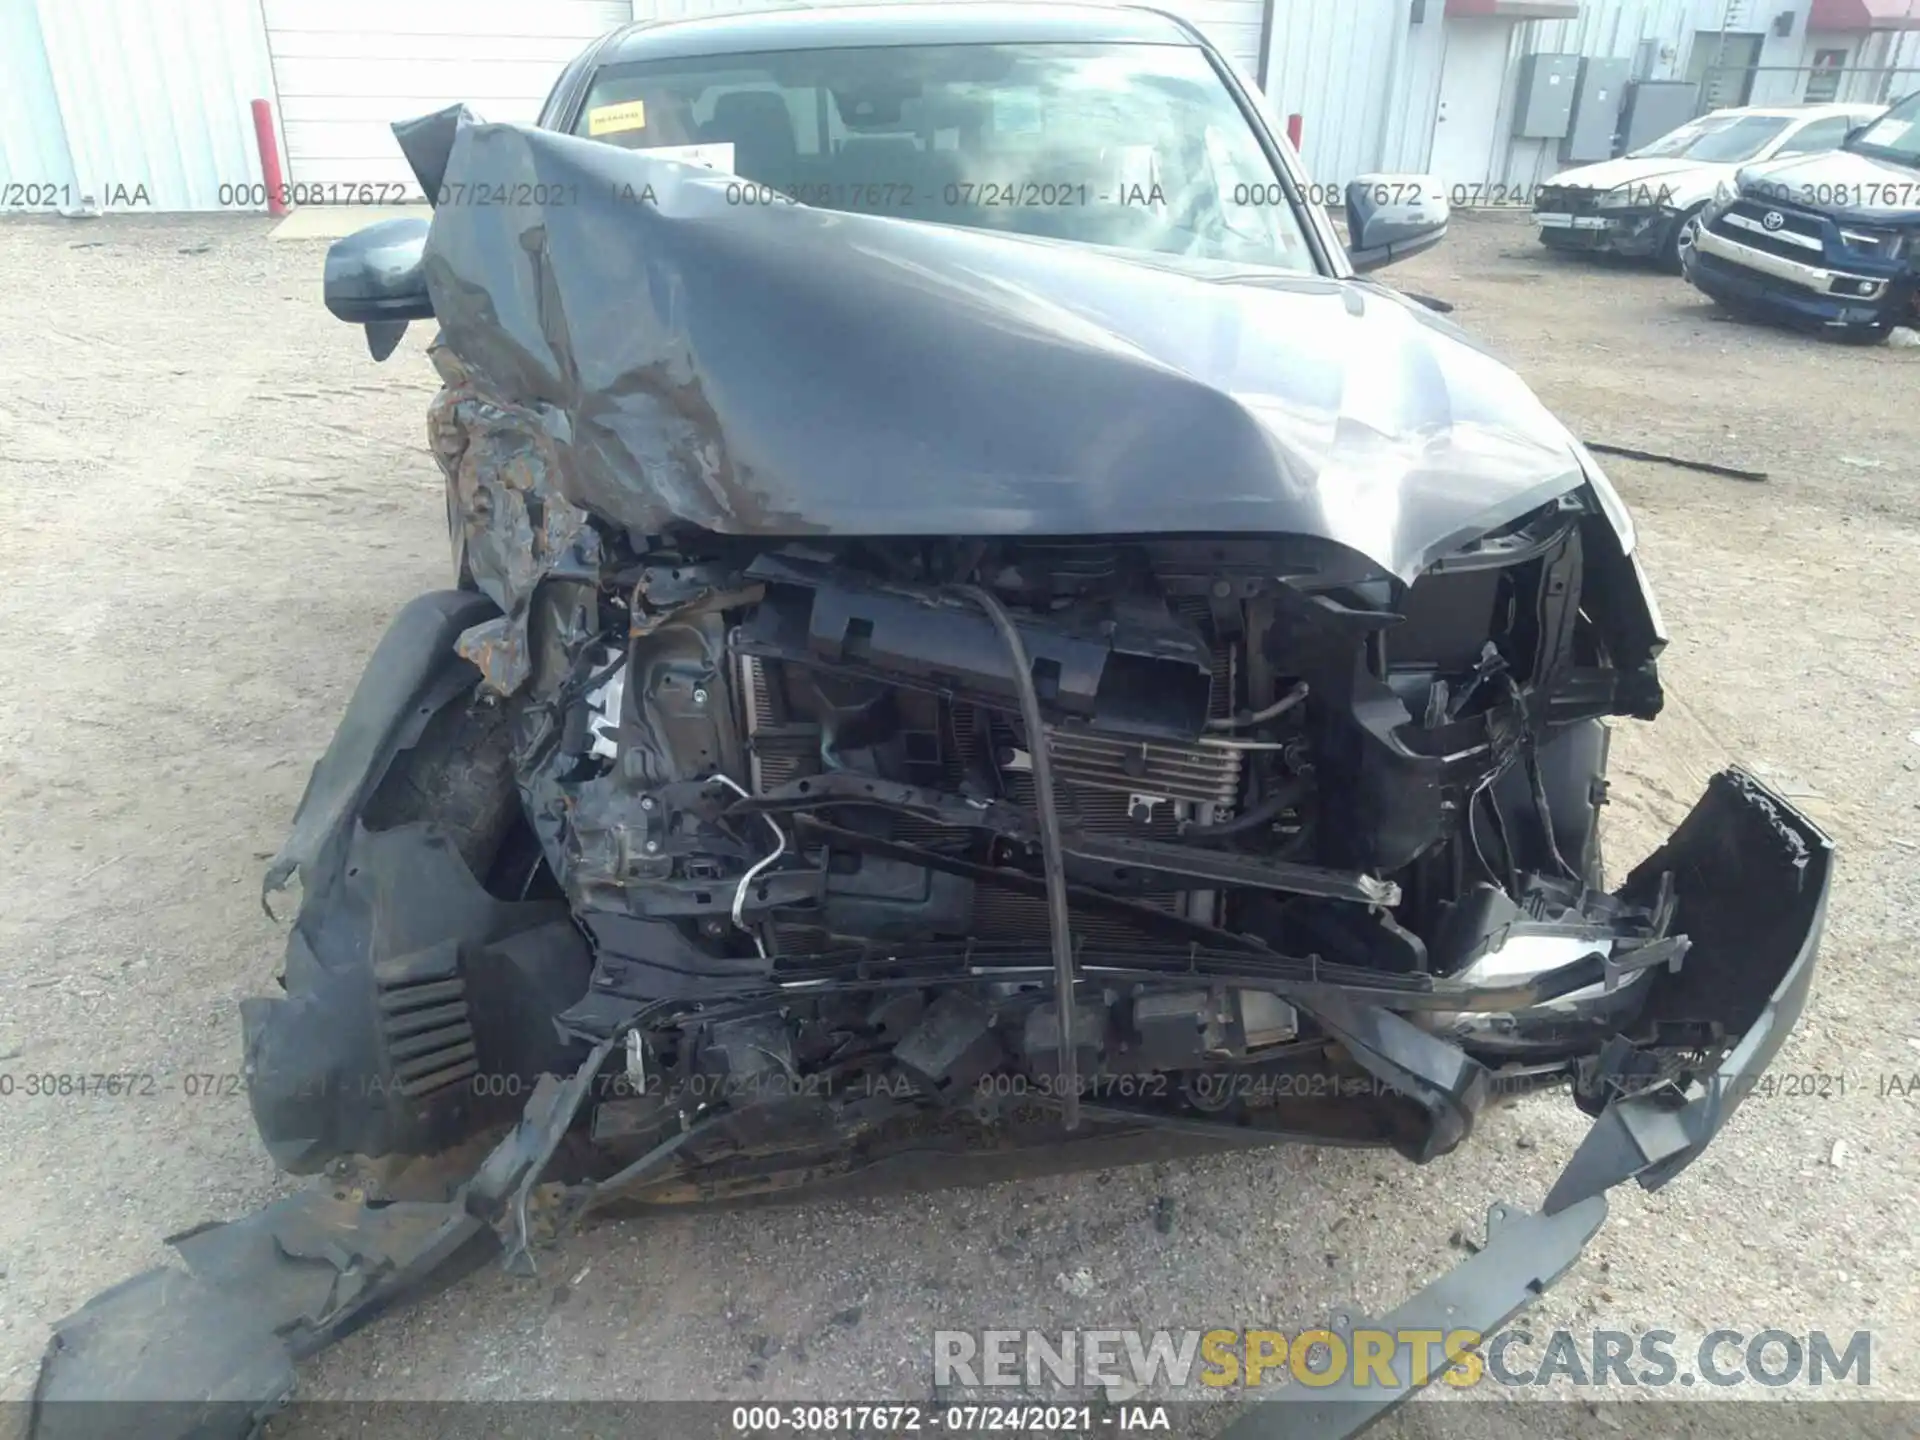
top-left (1, 208), bottom-right (1917, 1438)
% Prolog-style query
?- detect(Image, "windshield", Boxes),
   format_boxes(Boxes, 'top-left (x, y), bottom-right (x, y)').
top-left (1631, 114), bottom-right (1791, 163)
top-left (573, 42), bottom-right (1316, 270)
top-left (1848, 90), bottom-right (1920, 168)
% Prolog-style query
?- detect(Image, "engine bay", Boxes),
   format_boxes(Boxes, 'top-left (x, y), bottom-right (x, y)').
top-left (431, 504), bottom-right (1692, 1164)
top-left (521, 515), bottom-right (1647, 937)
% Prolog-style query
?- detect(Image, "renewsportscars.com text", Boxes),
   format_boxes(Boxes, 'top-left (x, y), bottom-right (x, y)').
top-left (933, 1327), bottom-right (1872, 1391)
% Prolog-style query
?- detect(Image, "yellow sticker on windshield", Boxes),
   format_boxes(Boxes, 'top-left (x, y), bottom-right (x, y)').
top-left (588, 100), bottom-right (648, 136)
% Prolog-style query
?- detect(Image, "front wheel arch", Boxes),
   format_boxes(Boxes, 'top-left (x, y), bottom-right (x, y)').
top-left (359, 690), bottom-right (521, 887)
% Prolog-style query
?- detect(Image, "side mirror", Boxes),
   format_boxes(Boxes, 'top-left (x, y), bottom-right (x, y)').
top-left (323, 217), bottom-right (433, 360)
top-left (1345, 174), bottom-right (1450, 272)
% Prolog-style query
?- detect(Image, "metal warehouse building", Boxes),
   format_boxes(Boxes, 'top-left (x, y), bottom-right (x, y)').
top-left (4, 0), bottom-right (1919, 213)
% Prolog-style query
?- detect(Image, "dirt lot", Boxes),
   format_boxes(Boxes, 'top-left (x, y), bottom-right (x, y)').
top-left (1, 208), bottom-right (1917, 1437)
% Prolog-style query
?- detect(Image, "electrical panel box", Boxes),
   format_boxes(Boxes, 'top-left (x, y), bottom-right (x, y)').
top-left (1564, 57), bottom-right (1631, 162)
top-left (1513, 53), bottom-right (1581, 139)
top-left (1619, 81), bottom-right (1701, 153)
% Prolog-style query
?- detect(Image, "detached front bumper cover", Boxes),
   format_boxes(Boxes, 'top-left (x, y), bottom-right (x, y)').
top-left (1222, 768), bottom-right (1833, 1436)
top-left (1545, 769), bottom-right (1833, 1212)
top-left (28, 770), bottom-right (1833, 1440)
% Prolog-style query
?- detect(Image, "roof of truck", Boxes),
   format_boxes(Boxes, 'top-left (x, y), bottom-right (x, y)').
top-left (596, 3), bottom-right (1206, 64)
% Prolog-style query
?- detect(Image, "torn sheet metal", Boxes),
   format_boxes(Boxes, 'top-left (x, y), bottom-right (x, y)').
top-left (427, 344), bottom-right (595, 694)
top-left (401, 106), bottom-right (1588, 596)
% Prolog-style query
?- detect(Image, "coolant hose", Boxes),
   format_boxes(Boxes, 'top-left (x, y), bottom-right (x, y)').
top-left (953, 584), bottom-right (1081, 1129)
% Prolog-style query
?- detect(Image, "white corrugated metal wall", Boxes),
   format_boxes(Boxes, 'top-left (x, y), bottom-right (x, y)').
top-left (0, 0), bottom-right (77, 209)
top-left (1159, 0), bottom-right (1272, 76)
top-left (10, 0), bottom-right (1917, 215)
top-left (2, 0), bottom-right (1280, 212)
top-left (0, 0), bottom-right (280, 212)
top-left (1259, 0), bottom-right (1777, 191)
top-left (1485, 0), bottom-right (1920, 190)
top-left (1815, 20), bottom-right (1920, 102)
top-left (1263, 0), bottom-right (1446, 186)
top-left (259, 0), bottom-right (1271, 194)
top-left (1492, 0), bottom-right (1775, 188)
top-left (263, 0), bottom-right (635, 190)
top-left (1492, 0), bottom-right (1700, 190)
top-left (261, 0), bottom-right (1267, 192)
top-left (1891, 28), bottom-right (1920, 88)
top-left (1259, 0), bottom-right (1919, 195)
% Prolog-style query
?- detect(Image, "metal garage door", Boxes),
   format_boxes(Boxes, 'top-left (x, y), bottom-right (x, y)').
top-left (262, 0), bottom-right (632, 191)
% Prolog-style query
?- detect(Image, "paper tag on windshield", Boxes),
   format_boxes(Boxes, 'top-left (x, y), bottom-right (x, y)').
top-left (1862, 117), bottom-right (1912, 148)
top-left (588, 100), bottom-right (648, 136)
top-left (637, 141), bottom-right (736, 173)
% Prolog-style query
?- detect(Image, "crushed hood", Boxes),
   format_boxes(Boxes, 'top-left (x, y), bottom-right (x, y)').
top-left (406, 107), bottom-right (1586, 585)
top-left (1543, 156), bottom-right (1725, 204)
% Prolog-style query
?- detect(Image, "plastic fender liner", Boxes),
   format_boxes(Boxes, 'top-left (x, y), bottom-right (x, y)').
top-left (1544, 767), bottom-right (1835, 1212)
top-left (243, 824), bottom-right (590, 1172)
top-left (29, 1191), bottom-right (493, 1440)
top-left (262, 589), bottom-right (499, 905)
top-left (27, 1057), bottom-right (609, 1440)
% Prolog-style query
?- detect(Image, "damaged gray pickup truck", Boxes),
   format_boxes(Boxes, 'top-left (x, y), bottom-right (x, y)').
top-left (32, 7), bottom-right (1833, 1439)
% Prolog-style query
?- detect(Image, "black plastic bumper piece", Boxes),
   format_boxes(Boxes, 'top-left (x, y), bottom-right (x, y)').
top-left (29, 1191), bottom-right (494, 1440)
top-left (260, 588), bottom-right (497, 905)
top-left (1544, 768), bottom-right (1834, 1212)
top-left (244, 587), bottom-right (592, 1174)
top-left (1216, 768), bottom-right (1831, 1439)
top-left (1216, 1196), bottom-right (1609, 1440)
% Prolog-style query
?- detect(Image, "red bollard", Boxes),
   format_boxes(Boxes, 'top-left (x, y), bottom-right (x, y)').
top-left (251, 99), bottom-right (289, 216)
top-left (1287, 113), bottom-right (1303, 149)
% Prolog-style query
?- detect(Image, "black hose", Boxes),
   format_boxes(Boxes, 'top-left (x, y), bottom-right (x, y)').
top-left (1180, 779), bottom-right (1308, 842)
top-left (1523, 747), bottom-right (1578, 883)
top-left (1505, 674), bottom-right (1578, 884)
top-left (1204, 680), bottom-right (1309, 731)
top-left (1483, 782), bottom-right (1522, 897)
top-left (953, 584), bottom-right (1081, 1130)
